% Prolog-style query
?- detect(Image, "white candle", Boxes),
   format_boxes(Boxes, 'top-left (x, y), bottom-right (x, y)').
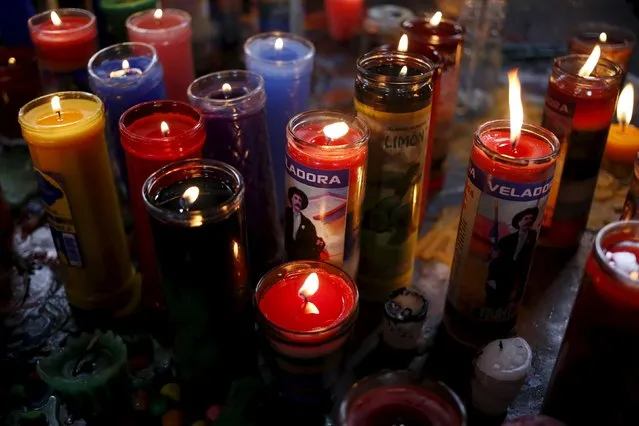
top-left (382, 287), bottom-right (428, 350)
top-left (472, 336), bottom-right (532, 415)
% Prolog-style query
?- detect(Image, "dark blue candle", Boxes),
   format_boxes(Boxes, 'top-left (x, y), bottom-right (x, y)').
top-left (88, 42), bottom-right (166, 198)
top-left (244, 32), bottom-right (315, 211)
top-left (188, 70), bottom-right (283, 281)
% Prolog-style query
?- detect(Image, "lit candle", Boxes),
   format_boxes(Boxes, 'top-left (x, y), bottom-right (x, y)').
top-left (255, 261), bottom-right (358, 403)
top-left (540, 47), bottom-right (623, 249)
top-left (188, 70), bottom-right (283, 280)
top-left (18, 92), bottom-right (140, 314)
top-left (604, 83), bottom-right (639, 175)
top-left (445, 70), bottom-right (560, 347)
top-left (119, 101), bottom-right (204, 307)
top-left (569, 22), bottom-right (636, 72)
top-left (325, 0), bottom-right (365, 41)
top-left (98, 0), bottom-right (156, 43)
top-left (284, 111), bottom-right (369, 278)
top-left (126, 8), bottom-right (195, 102)
top-left (472, 337), bottom-right (533, 416)
top-left (27, 9), bottom-right (98, 93)
top-left (244, 32), bottom-right (315, 211)
top-left (88, 42), bottom-right (167, 199)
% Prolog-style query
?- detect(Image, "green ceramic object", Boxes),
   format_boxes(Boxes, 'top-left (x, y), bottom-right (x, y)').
top-left (100, 0), bottom-right (157, 42)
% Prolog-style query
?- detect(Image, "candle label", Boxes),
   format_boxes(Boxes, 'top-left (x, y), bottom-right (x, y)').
top-left (354, 100), bottom-right (431, 296)
top-left (448, 160), bottom-right (554, 322)
top-left (34, 169), bottom-right (84, 268)
top-left (285, 154), bottom-right (352, 266)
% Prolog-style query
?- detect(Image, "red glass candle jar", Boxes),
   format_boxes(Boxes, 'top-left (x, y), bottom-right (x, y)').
top-left (402, 13), bottom-right (464, 195)
top-left (255, 261), bottom-right (358, 404)
top-left (285, 111), bottom-right (369, 278)
top-left (540, 55), bottom-right (623, 250)
top-left (0, 47), bottom-right (41, 139)
top-left (339, 370), bottom-right (467, 426)
top-left (569, 22), bottom-right (636, 72)
top-left (445, 120), bottom-right (560, 347)
top-left (542, 220), bottom-right (639, 425)
top-left (28, 8), bottom-right (98, 92)
top-left (324, 0), bottom-right (364, 42)
top-left (120, 101), bottom-right (205, 307)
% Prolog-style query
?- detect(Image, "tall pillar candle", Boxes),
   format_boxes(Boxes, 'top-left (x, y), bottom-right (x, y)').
top-left (244, 32), bottom-right (315, 210)
top-left (88, 42), bottom-right (167, 199)
top-left (188, 70), bottom-right (283, 280)
top-left (126, 8), bottom-right (195, 102)
top-left (402, 12), bottom-right (464, 195)
top-left (354, 50), bottom-right (435, 301)
top-left (284, 111), bottom-right (369, 279)
top-left (120, 101), bottom-right (204, 307)
top-left (28, 9), bottom-right (98, 93)
top-left (569, 22), bottom-right (636, 72)
top-left (142, 159), bottom-right (254, 408)
top-left (540, 53), bottom-right (622, 250)
top-left (18, 92), bottom-right (140, 315)
top-left (99, 0), bottom-right (156, 44)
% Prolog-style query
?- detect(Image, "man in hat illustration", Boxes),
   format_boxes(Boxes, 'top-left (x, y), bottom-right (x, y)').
top-left (485, 206), bottom-right (539, 308)
top-left (285, 187), bottom-right (325, 260)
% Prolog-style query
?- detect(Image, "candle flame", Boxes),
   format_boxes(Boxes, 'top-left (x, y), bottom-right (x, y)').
top-left (617, 83), bottom-right (634, 127)
top-left (398, 34), bottom-right (408, 52)
top-left (430, 11), bottom-right (443, 26)
top-left (399, 65), bottom-right (408, 77)
top-left (304, 302), bottom-right (320, 315)
top-left (51, 11), bottom-right (62, 26)
top-left (274, 37), bottom-right (284, 51)
top-left (232, 240), bottom-right (239, 259)
top-left (578, 45), bottom-right (601, 77)
top-left (154, 8), bottom-right (163, 19)
top-left (7, 57), bottom-right (15, 65)
top-left (160, 121), bottom-right (170, 136)
top-left (51, 96), bottom-right (61, 114)
top-left (299, 272), bottom-right (319, 298)
top-left (182, 186), bottom-right (199, 207)
top-left (222, 83), bottom-right (232, 96)
top-left (323, 121), bottom-right (349, 140)
top-left (508, 68), bottom-right (523, 146)
top-left (122, 59), bottom-right (130, 70)
top-left (599, 32), bottom-right (607, 43)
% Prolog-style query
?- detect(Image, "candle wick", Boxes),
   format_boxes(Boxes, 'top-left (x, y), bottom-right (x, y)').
top-left (622, 122), bottom-right (627, 133)
top-left (499, 340), bottom-right (504, 351)
top-left (511, 135), bottom-right (520, 150)
top-left (301, 293), bottom-right (308, 304)
top-left (56, 110), bottom-right (62, 120)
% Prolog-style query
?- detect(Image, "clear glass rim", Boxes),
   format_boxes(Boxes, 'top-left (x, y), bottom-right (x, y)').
top-left (28, 8), bottom-right (96, 35)
top-left (401, 14), bottom-right (465, 41)
top-left (474, 119), bottom-right (560, 165)
top-left (243, 31), bottom-right (316, 65)
top-left (126, 8), bottom-right (191, 34)
top-left (18, 91), bottom-right (103, 131)
top-left (572, 22), bottom-right (637, 50)
top-left (142, 159), bottom-right (245, 226)
top-left (594, 220), bottom-right (639, 289)
top-left (356, 50), bottom-right (435, 84)
top-left (286, 110), bottom-right (370, 152)
top-left (554, 54), bottom-right (623, 82)
top-left (187, 70), bottom-right (265, 109)
top-left (87, 42), bottom-right (159, 83)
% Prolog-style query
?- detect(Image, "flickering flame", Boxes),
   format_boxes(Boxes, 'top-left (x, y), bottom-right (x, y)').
top-left (304, 302), bottom-right (319, 315)
top-left (181, 186), bottom-right (199, 207)
top-left (154, 8), bottom-right (163, 19)
top-left (222, 83), bottom-right (232, 96)
top-left (51, 96), bottom-right (61, 114)
top-left (51, 11), bottom-right (62, 26)
top-left (398, 34), bottom-right (408, 52)
top-left (617, 83), bottom-right (634, 128)
top-left (323, 121), bottom-right (349, 140)
top-left (160, 121), bottom-right (170, 136)
top-left (578, 45), bottom-right (601, 77)
top-left (508, 69), bottom-right (523, 146)
top-left (399, 66), bottom-right (408, 77)
top-left (631, 271), bottom-right (639, 280)
top-left (299, 272), bottom-right (319, 298)
top-left (122, 59), bottom-right (130, 70)
top-left (430, 11), bottom-right (443, 26)
top-left (7, 57), bottom-right (15, 65)
top-left (274, 37), bottom-right (284, 51)
top-left (233, 241), bottom-right (239, 258)
top-left (599, 32), bottom-right (607, 43)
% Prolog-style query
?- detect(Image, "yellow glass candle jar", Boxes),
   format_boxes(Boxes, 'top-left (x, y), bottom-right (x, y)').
top-left (18, 91), bottom-right (140, 315)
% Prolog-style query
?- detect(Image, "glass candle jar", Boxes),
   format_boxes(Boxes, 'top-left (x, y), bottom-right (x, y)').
top-left (99, 0), bottom-right (156, 44)
top-left (621, 155), bottom-right (639, 220)
top-left (569, 22), bottom-right (636, 72)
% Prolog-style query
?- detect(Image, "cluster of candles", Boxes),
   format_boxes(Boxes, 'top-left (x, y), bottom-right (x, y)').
top-left (5, 3), bottom-right (639, 425)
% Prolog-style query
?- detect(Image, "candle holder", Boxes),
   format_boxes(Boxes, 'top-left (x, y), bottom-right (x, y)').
top-left (37, 331), bottom-right (129, 417)
top-left (188, 70), bottom-right (283, 281)
top-left (338, 370), bottom-right (467, 425)
top-left (621, 155), bottom-right (639, 220)
top-left (569, 22), bottom-right (636, 72)
top-left (445, 120), bottom-right (560, 348)
top-left (99, 0), bottom-right (156, 44)
top-left (28, 8), bottom-right (98, 93)
top-left (120, 100), bottom-right (204, 307)
top-left (88, 42), bottom-right (167, 200)
top-left (354, 49), bottom-right (435, 301)
top-left (255, 261), bottom-right (358, 405)
top-left (539, 55), bottom-right (623, 250)
top-left (285, 110), bottom-right (369, 278)
top-left (543, 220), bottom-right (639, 425)
top-left (142, 159), bottom-right (255, 408)
top-left (325, 0), bottom-right (364, 42)
top-left (402, 14), bottom-right (464, 195)
top-left (126, 8), bottom-right (194, 102)
top-left (383, 287), bottom-right (428, 351)
top-left (244, 32), bottom-right (315, 211)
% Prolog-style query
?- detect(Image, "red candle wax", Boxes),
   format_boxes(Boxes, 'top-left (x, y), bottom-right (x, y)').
top-left (28, 9), bottom-right (98, 72)
top-left (120, 101), bottom-right (205, 308)
top-left (325, 0), bottom-right (365, 41)
top-left (0, 47), bottom-right (41, 138)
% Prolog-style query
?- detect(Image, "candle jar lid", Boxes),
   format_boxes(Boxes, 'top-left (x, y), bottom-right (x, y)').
top-left (188, 70), bottom-right (266, 117)
top-left (142, 158), bottom-right (244, 226)
top-left (88, 42), bottom-right (162, 89)
top-left (571, 22), bottom-right (637, 52)
top-left (339, 370), bottom-right (467, 426)
top-left (28, 8), bottom-right (97, 37)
